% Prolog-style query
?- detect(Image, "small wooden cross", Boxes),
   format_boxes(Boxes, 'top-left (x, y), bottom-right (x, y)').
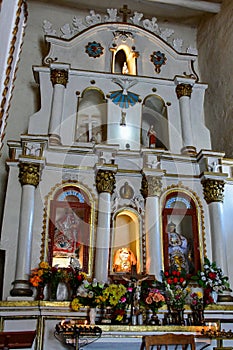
top-left (119, 4), bottom-right (132, 23)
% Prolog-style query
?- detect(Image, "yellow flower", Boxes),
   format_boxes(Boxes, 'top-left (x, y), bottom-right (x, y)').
top-left (71, 298), bottom-right (82, 311)
top-left (116, 314), bottom-right (123, 321)
top-left (37, 269), bottom-right (44, 277)
top-left (39, 261), bottom-right (49, 269)
top-left (197, 291), bottom-right (203, 298)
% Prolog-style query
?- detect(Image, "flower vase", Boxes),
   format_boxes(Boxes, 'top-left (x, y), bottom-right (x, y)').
top-left (56, 282), bottom-right (69, 301)
top-left (89, 307), bottom-right (97, 325)
top-left (101, 306), bottom-right (112, 324)
top-left (149, 311), bottom-right (160, 325)
top-left (211, 290), bottom-right (218, 303)
top-left (191, 308), bottom-right (205, 326)
top-left (172, 309), bottom-right (185, 326)
top-left (49, 281), bottom-right (59, 300)
top-left (36, 284), bottom-right (45, 300)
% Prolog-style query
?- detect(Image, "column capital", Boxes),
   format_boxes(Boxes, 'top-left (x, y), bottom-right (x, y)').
top-left (50, 69), bottom-right (69, 87)
top-left (175, 83), bottom-right (193, 99)
top-left (141, 173), bottom-right (163, 198)
top-left (201, 177), bottom-right (225, 204)
top-left (96, 169), bottom-right (116, 194)
top-left (18, 161), bottom-right (43, 187)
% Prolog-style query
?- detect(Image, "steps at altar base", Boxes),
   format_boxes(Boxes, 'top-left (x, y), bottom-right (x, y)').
top-left (1, 302), bottom-right (233, 349)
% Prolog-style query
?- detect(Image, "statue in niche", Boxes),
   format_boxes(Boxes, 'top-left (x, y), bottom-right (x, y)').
top-left (147, 125), bottom-right (157, 148)
top-left (53, 209), bottom-right (81, 257)
top-left (70, 246), bottom-right (81, 270)
top-left (122, 61), bottom-right (129, 74)
top-left (167, 221), bottom-right (191, 273)
top-left (113, 247), bottom-right (137, 273)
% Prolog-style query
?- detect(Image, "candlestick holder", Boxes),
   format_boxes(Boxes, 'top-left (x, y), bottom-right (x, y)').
top-left (55, 319), bottom-right (102, 350)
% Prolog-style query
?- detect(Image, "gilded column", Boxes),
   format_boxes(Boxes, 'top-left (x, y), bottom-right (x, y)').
top-left (49, 64), bottom-right (69, 145)
top-left (141, 170), bottom-right (164, 280)
top-left (95, 167), bottom-right (116, 282)
top-left (202, 177), bottom-right (228, 273)
top-left (175, 77), bottom-right (196, 155)
top-left (10, 161), bottom-right (43, 297)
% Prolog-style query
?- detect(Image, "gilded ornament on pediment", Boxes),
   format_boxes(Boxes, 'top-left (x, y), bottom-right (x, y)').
top-left (141, 174), bottom-right (162, 198)
top-left (119, 181), bottom-right (134, 199)
top-left (202, 179), bottom-right (225, 204)
top-left (96, 170), bottom-right (116, 194)
top-left (175, 83), bottom-right (192, 99)
top-left (50, 69), bottom-right (68, 87)
top-left (18, 162), bottom-right (42, 187)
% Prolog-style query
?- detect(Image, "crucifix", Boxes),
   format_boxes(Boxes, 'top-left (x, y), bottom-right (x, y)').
top-left (119, 4), bottom-right (132, 23)
top-left (122, 267), bottom-right (149, 320)
top-left (82, 115), bottom-right (98, 142)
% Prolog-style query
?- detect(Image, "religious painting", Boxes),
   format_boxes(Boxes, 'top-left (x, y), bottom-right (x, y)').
top-left (46, 185), bottom-right (93, 274)
top-left (162, 191), bottom-right (201, 275)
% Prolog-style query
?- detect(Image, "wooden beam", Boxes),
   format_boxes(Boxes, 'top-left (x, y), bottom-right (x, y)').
top-left (145, 0), bottom-right (221, 13)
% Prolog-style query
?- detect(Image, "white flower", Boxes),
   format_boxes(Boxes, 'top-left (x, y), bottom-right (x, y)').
top-left (92, 278), bottom-right (97, 287)
top-left (83, 280), bottom-right (89, 287)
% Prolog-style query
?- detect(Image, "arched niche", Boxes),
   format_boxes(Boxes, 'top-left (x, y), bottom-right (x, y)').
top-left (111, 44), bottom-right (137, 75)
top-left (141, 94), bottom-right (169, 149)
top-left (161, 190), bottom-right (205, 275)
top-left (110, 208), bottom-right (143, 275)
top-left (76, 87), bottom-right (107, 143)
top-left (42, 183), bottom-right (95, 276)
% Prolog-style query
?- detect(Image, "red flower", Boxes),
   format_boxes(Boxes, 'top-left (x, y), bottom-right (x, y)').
top-left (176, 271), bottom-right (181, 276)
top-left (172, 270), bottom-right (177, 276)
top-left (173, 277), bottom-right (178, 283)
top-left (164, 271), bottom-right (169, 277)
top-left (208, 272), bottom-right (217, 280)
top-left (179, 277), bottom-right (184, 283)
top-left (76, 275), bottom-right (83, 282)
top-left (167, 278), bottom-right (173, 284)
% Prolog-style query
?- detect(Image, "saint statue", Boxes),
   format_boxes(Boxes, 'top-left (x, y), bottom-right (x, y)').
top-left (147, 125), bottom-right (157, 148)
top-left (113, 247), bottom-right (136, 273)
top-left (122, 62), bottom-right (129, 74)
top-left (167, 221), bottom-right (190, 273)
top-left (54, 209), bottom-right (80, 256)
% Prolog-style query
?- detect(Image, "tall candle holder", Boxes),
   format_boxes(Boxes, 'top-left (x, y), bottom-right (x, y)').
top-left (55, 319), bottom-right (102, 350)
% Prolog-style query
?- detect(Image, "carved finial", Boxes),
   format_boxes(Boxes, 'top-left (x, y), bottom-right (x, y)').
top-left (119, 5), bottom-right (132, 23)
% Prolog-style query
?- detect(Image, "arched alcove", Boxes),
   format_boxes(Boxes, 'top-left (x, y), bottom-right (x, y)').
top-left (76, 87), bottom-right (107, 143)
top-left (141, 94), bottom-right (169, 149)
top-left (43, 184), bottom-right (94, 276)
top-left (112, 44), bottom-right (137, 75)
top-left (111, 208), bottom-right (142, 274)
top-left (161, 190), bottom-right (203, 275)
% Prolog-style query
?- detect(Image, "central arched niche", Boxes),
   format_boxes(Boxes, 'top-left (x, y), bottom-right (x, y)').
top-left (112, 44), bottom-right (137, 75)
top-left (110, 208), bottom-right (143, 275)
top-left (141, 94), bottom-right (169, 149)
top-left (76, 87), bottom-right (107, 143)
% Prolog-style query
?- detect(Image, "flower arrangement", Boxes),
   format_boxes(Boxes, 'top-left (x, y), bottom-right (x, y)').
top-left (162, 269), bottom-right (190, 310)
top-left (189, 290), bottom-right (204, 310)
top-left (101, 283), bottom-right (128, 322)
top-left (101, 283), bottom-right (127, 308)
top-left (64, 266), bottom-right (86, 293)
top-left (141, 288), bottom-right (165, 313)
top-left (71, 278), bottom-right (105, 310)
top-left (29, 261), bottom-right (52, 287)
top-left (191, 257), bottom-right (230, 293)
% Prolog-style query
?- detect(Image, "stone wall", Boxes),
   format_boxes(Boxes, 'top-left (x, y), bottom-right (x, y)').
top-left (197, 0), bottom-right (233, 158)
